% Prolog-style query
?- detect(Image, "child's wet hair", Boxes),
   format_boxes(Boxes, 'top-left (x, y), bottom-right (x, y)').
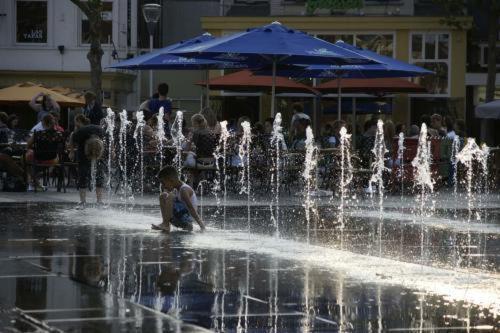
top-left (157, 165), bottom-right (178, 180)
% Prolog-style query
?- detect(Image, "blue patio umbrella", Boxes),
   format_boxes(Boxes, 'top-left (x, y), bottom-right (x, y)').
top-left (108, 33), bottom-right (247, 107)
top-left (255, 40), bottom-right (433, 120)
top-left (167, 22), bottom-right (380, 115)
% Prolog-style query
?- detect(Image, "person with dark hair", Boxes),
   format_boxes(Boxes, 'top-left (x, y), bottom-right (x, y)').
top-left (82, 91), bottom-right (104, 125)
top-left (0, 112), bottom-right (11, 145)
top-left (70, 124), bottom-right (105, 207)
top-left (291, 116), bottom-right (311, 150)
top-left (264, 117), bottom-right (274, 135)
top-left (152, 166), bottom-right (205, 233)
top-left (395, 123), bottom-right (406, 136)
top-left (444, 116), bottom-right (457, 139)
top-left (431, 113), bottom-right (447, 137)
top-left (148, 83), bottom-right (172, 116)
top-left (29, 92), bottom-right (60, 123)
top-left (420, 114), bottom-right (438, 137)
top-left (25, 114), bottom-right (65, 191)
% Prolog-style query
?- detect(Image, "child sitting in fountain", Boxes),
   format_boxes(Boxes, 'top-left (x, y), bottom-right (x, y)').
top-left (152, 166), bottom-right (206, 233)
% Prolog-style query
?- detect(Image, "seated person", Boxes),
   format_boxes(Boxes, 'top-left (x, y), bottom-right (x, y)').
top-left (184, 114), bottom-right (216, 167)
top-left (152, 166), bottom-right (205, 233)
top-left (25, 114), bottom-right (65, 191)
top-left (31, 110), bottom-right (63, 133)
top-left (290, 117), bottom-right (311, 151)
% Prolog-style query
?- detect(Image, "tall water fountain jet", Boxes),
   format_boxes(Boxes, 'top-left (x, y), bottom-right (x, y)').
top-left (456, 138), bottom-right (486, 268)
top-left (133, 110), bottom-right (145, 197)
top-left (338, 127), bottom-right (353, 250)
top-left (302, 126), bottom-right (318, 244)
top-left (270, 113), bottom-right (285, 237)
top-left (213, 121), bottom-right (230, 229)
top-left (171, 110), bottom-right (185, 177)
top-left (411, 123), bottom-right (435, 262)
top-left (238, 121), bottom-right (252, 232)
top-left (156, 107), bottom-right (165, 172)
top-left (456, 138), bottom-right (489, 221)
top-left (119, 110), bottom-right (130, 202)
top-left (368, 120), bottom-right (388, 256)
top-left (104, 108), bottom-right (115, 201)
top-left (397, 132), bottom-right (405, 197)
top-left (451, 135), bottom-right (461, 195)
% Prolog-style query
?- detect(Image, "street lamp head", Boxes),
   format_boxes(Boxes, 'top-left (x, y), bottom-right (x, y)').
top-left (142, 3), bottom-right (161, 23)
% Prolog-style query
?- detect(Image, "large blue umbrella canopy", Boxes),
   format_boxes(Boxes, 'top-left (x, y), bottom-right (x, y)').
top-left (265, 41), bottom-right (433, 78)
top-left (167, 22), bottom-right (380, 115)
top-left (108, 33), bottom-right (247, 70)
top-left (108, 33), bottom-right (248, 107)
top-left (255, 40), bottom-right (432, 120)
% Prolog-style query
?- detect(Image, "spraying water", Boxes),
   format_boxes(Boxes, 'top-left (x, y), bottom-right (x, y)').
top-left (213, 121), bottom-right (230, 229)
top-left (119, 110), bottom-right (130, 202)
top-left (156, 107), bottom-right (165, 174)
top-left (368, 120), bottom-right (388, 257)
top-left (397, 132), bottom-right (405, 197)
top-left (456, 138), bottom-right (489, 221)
top-left (133, 110), bottom-right (145, 197)
top-left (171, 111), bottom-right (185, 177)
top-left (90, 159), bottom-right (96, 193)
top-left (338, 127), bottom-right (353, 250)
top-left (270, 113), bottom-right (285, 237)
top-left (238, 121), bottom-right (252, 232)
top-left (451, 135), bottom-right (461, 196)
top-left (104, 108), bottom-right (115, 201)
top-left (411, 123), bottom-right (435, 262)
top-left (302, 127), bottom-right (318, 244)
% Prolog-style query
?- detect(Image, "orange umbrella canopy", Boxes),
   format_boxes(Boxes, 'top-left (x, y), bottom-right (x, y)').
top-left (196, 70), bottom-right (319, 95)
top-left (316, 77), bottom-right (427, 94)
top-left (0, 82), bottom-right (85, 107)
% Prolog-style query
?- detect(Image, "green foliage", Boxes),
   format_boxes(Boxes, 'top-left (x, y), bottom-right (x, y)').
top-left (306, 0), bottom-right (363, 15)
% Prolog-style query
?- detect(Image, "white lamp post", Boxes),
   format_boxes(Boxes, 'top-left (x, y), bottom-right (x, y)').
top-left (142, 3), bottom-right (162, 98)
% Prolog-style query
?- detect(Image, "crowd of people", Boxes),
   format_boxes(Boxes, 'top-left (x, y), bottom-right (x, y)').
top-left (0, 82), bottom-right (497, 200)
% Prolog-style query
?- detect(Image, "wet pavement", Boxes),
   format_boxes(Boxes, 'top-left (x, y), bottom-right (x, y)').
top-left (0, 200), bottom-right (499, 332)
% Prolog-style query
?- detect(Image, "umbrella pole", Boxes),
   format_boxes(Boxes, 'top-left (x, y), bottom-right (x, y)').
top-left (205, 69), bottom-right (210, 109)
top-left (337, 76), bottom-right (342, 121)
top-left (352, 97), bottom-right (357, 148)
top-left (271, 59), bottom-right (277, 117)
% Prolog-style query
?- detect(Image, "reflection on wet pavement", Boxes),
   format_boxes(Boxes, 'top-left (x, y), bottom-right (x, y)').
top-left (0, 203), bottom-right (498, 332)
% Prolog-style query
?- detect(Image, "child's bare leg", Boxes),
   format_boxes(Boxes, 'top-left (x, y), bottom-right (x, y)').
top-left (155, 192), bottom-right (174, 232)
top-left (96, 187), bottom-right (103, 204)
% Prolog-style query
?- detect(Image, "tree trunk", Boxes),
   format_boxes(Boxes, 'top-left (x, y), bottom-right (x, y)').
top-left (70, 0), bottom-right (104, 105)
top-left (88, 16), bottom-right (104, 105)
top-left (485, 8), bottom-right (498, 102)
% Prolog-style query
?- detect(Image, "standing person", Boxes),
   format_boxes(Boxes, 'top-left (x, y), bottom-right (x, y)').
top-left (147, 83), bottom-right (172, 116)
top-left (82, 91), bottom-right (104, 126)
top-left (152, 166), bottom-right (206, 233)
top-left (29, 92), bottom-right (60, 123)
top-left (69, 124), bottom-right (105, 208)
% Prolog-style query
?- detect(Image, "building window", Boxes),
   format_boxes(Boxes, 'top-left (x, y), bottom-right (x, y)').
top-left (16, 0), bottom-right (47, 43)
top-left (81, 1), bottom-right (113, 44)
top-left (479, 45), bottom-right (500, 68)
top-left (317, 33), bottom-right (394, 57)
top-left (410, 32), bottom-right (450, 95)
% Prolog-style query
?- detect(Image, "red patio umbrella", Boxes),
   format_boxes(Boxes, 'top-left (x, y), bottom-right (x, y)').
top-left (196, 70), bottom-right (319, 95)
top-left (316, 77), bottom-right (427, 95)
